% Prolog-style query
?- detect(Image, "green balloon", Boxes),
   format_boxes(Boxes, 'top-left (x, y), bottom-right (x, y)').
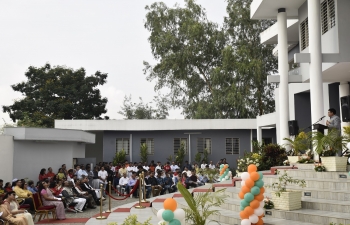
top-left (240, 206), bottom-right (245, 211)
top-left (162, 210), bottom-right (174, 222)
top-left (251, 186), bottom-right (260, 195)
top-left (244, 193), bottom-right (254, 202)
top-left (220, 164), bottom-right (224, 169)
top-left (240, 200), bottom-right (249, 207)
top-left (258, 172), bottom-right (264, 180)
top-left (255, 180), bottom-right (264, 188)
top-left (169, 219), bottom-right (181, 225)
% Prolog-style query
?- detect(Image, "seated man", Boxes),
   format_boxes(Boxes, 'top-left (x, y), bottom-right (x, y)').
top-left (187, 170), bottom-right (198, 189)
top-left (61, 181), bottom-right (86, 212)
top-left (79, 177), bottom-right (101, 205)
top-left (163, 172), bottom-right (174, 194)
top-left (148, 172), bottom-right (162, 197)
top-left (156, 172), bottom-right (165, 195)
top-left (72, 180), bottom-right (96, 209)
top-left (127, 172), bottom-right (138, 198)
top-left (119, 173), bottom-right (130, 195)
top-left (143, 171), bottom-right (152, 198)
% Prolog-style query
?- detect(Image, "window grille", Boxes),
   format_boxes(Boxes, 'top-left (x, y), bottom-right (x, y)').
top-left (174, 138), bottom-right (187, 154)
top-left (140, 138), bottom-right (154, 155)
top-left (321, 0), bottom-right (336, 35)
top-left (225, 138), bottom-right (239, 154)
top-left (197, 138), bottom-right (212, 154)
top-left (300, 18), bottom-right (309, 51)
top-left (116, 138), bottom-right (130, 155)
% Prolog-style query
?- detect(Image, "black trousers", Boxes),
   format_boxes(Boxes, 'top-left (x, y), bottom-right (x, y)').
top-left (23, 198), bottom-right (34, 211)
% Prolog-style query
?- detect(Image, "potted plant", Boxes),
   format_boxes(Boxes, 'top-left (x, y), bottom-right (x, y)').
top-left (284, 132), bottom-right (311, 163)
top-left (312, 129), bottom-right (348, 171)
top-left (269, 170), bottom-right (306, 210)
top-left (314, 163), bottom-right (326, 172)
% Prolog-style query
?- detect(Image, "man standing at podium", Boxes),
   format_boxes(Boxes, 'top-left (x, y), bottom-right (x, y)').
top-left (326, 108), bottom-right (341, 133)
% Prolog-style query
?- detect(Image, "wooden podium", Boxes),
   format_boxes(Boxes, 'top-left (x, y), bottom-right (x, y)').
top-left (313, 124), bottom-right (328, 134)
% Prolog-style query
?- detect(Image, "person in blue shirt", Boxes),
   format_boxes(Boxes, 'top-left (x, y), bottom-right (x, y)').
top-left (27, 180), bottom-right (38, 194)
top-left (182, 161), bottom-right (192, 171)
top-left (127, 172), bottom-right (138, 198)
top-left (163, 172), bottom-right (174, 194)
top-left (156, 172), bottom-right (165, 195)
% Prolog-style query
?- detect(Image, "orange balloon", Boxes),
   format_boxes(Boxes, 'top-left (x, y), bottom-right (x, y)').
top-left (248, 164), bottom-right (257, 173)
top-left (250, 199), bottom-right (260, 209)
top-left (256, 218), bottom-right (264, 225)
top-left (245, 178), bottom-right (254, 188)
top-left (260, 187), bottom-right (265, 194)
top-left (250, 172), bottom-right (260, 181)
top-left (254, 193), bottom-right (264, 201)
top-left (241, 185), bottom-right (250, 194)
top-left (244, 206), bottom-right (254, 216)
top-left (258, 215), bottom-right (264, 219)
top-left (163, 198), bottom-right (177, 212)
top-left (240, 211), bottom-right (249, 219)
top-left (238, 191), bottom-right (245, 199)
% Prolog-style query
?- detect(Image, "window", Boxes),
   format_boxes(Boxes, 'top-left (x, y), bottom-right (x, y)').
top-left (226, 138), bottom-right (239, 155)
top-left (321, 0), bottom-right (336, 35)
top-left (197, 138), bottom-right (212, 154)
top-left (174, 138), bottom-right (187, 154)
top-left (300, 18), bottom-right (309, 51)
top-left (140, 138), bottom-right (154, 155)
top-left (116, 138), bottom-right (130, 155)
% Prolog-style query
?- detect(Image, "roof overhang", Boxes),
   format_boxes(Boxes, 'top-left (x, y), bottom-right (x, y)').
top-left (267, 75), bottom-right (303, 84)
top-left (251, 0), bottom-right (306, 20)
top-left (55, 119), bottom-right (257, 131)
top-left (3, 127), bottom-right (95, 144)
top-left (261, 19), bottom-right (299, 44)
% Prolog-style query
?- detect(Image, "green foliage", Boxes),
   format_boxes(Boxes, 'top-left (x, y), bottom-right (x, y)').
top-left (143, 0), bottom-right (276, 119)
top-left (166, 155), bottom-right (174, 163)
top-left (252, 140), bottom-right (265, 153)
top-left (177, 183), bottom-right (227, 225)
top-left (258, 144), bottom-right (288, 171)
top-left (195, 152), bottom-right (202, 164)
top-left (202, 148), bottom-right (209, 163)
top-left (263, 198), bottom-right (274, 209)
top-left (113, 149), bottom-right (126, 165)
top-left (270, 170), bottom-right (306, 197)
top-left (3, 63), bottom-right (108, 128)
top-left (175, 141), bottom-right (186, 166)
top-left (297, 157), bottom-right (315, 164)
top-left (311, 129), bottom-right (346, 156)
top-left (237, 152), bottom-right (261, 172)
top-left (107, 215), bottom-right (152, 225)
top-left (314, 164), bottom-right (326, 172)
top-left (118, 95), bottom-right (169, 119)
top-left (140, 143), bottom-right (148, 163)
top-left (283, 131), bottom-right (312, 156)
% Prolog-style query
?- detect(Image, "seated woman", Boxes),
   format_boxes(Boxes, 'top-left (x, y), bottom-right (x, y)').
top-left (38, 181), bottom-right (66, 220)
top-left (2, 191), bottom-right (34, 225)
top-left (12, 180), bottom-right (34, 212)
top-left (0, 204), bottom-right (27, 225)
top-left (48, 181), bottom-right (63, 196)
top-left (56, 168), bottom-right (66, 181)
top-left (4, 182), bottom-right (12, 193)
top-left (38, 169), bottom-right (48, 182)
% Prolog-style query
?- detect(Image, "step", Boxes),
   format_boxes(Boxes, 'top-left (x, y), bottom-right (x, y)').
top-left (264, 208), bottom-right (350, 225)
top-left (301, 197), bottom-right (350, 213)
top-left (286, 169), bottom-right (350, 180)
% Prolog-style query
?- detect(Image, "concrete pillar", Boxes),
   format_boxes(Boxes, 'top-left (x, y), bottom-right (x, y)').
top-left (308, 0), bottom-right (325, 126)
top-left (339, 82), bottom-right (350, 133)
top-left (257, 127), bottom-right (262, 143)
top-left (277, 8), bottom-right (290, 144)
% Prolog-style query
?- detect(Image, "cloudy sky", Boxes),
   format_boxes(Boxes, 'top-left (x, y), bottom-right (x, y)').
top-left (0, 0), bottom-right (227, 126)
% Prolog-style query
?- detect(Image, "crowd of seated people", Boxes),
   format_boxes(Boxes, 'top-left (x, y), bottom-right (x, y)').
top-left (0, 158), bottom-right (224, 223)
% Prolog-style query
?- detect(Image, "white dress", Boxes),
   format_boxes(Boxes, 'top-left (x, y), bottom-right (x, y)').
top-left (10, 201), bottom-right (34, 225)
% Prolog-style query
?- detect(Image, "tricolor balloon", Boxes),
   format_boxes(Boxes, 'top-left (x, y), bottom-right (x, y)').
top-left (219, 164), bottom-right (231, 181)
top-left (157, 198), bottom-right (185, 225)
top-left (238, 164), bottom-right (264, 225)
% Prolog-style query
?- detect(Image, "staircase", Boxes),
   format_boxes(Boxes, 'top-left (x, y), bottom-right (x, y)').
top-left (85, 165), bottom-right (350, 225)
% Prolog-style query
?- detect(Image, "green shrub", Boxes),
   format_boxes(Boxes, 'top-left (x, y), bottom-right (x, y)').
top-left (113, 149), bottom-right (126, 165)
top-left (140, 143), bottom-right (148, 163)
top-left (259, 144), bottom-right (288, 170)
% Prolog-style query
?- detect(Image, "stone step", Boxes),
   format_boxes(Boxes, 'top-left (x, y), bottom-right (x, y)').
top-left (290, 164), bottom-right (315, 170)
top-left (285, 169), bottom-right (350, 180)
top-left (265, 208), bottom-right (350, 225)
top-left (301, 197), bottom-right (350, 213)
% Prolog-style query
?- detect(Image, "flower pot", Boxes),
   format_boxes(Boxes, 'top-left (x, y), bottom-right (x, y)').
top-left (271, 191), bottom-right (302, 210)
top-left (321, 157), bottom-right (348, 172)
top-left (287, 156), bottom-right (300, 164)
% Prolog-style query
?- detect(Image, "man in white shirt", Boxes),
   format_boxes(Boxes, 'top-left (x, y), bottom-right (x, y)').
top-left (98, 166), bottom-right (108, 188)
top-left (143, 162), bottom-right (149, 171)
top-left (170, 162), bottom-right (179, 172)
top-left (155, 162), bottom-right (162, 172)
top-left (109, 162), bottom-right (115, 172)
top-left (208, 161), bottom-right (216, 169)
top-left (182, 167), bottom-right (192, 177)
top-left (119, 173), bottom-right (130, 194)
top-left (132, 162), bottom-right (139, 172)
top-left (127, 164), bottom-right (134, 178)
top-left (200, 160), bottom-right (207, 169)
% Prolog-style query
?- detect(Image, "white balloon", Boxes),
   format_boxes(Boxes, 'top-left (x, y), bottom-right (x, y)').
top-left (241, 180), bottom-right (246, 187)
top-left (249, 214), bottom-right (259, 224)
top-left (157, 209), bottom-right (165, 221)
top-left (241, 172), bottom-right (250, 181)
top-left (254, 207), bottom-right (264, 216)
top-left (225, 176), bottom-right (228, 179)
top-left (174, 208), bottom-right (186, 221)
top-left (260, 200), bottom-right (265, 208)
top-left (241, 219), bottom-right (251, 225)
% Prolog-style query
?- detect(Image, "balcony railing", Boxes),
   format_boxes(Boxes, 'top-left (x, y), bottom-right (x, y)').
top-left (288, 67), bottom-right (301, 76)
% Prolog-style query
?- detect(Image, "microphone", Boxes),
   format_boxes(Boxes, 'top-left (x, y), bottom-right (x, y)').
top-left (320, 116), bottom-right (325, 120)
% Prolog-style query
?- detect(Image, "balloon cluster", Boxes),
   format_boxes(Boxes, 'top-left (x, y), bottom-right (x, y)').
top-left (219, 164), bottom-right (230, 181)
top-left (157, 198), bottom-right (185, 225)
top-left (239, 164), bottom-right (265, 225)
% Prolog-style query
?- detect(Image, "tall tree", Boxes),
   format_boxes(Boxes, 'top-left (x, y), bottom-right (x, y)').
top-left (118, 95), bottom-right (169, 119)
top-left (3, 63), bottom-right (108, 128)
top-left (144, 0), bottom-right (277, 119)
